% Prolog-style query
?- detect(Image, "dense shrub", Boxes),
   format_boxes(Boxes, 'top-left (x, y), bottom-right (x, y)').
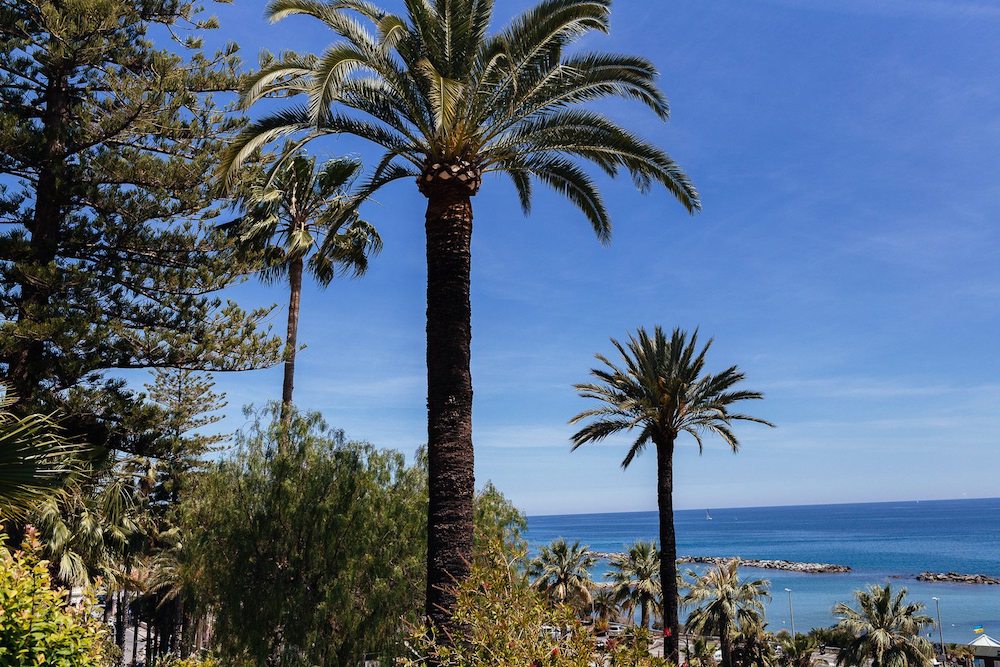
top-left (0, 528), bottom-right (112, 666)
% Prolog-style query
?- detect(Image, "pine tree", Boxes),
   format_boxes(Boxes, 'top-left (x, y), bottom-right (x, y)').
top-left (0, 0), bottom-right (281, 452)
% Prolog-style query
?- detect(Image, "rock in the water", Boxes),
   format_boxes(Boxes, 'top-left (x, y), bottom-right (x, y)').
top-left (915, 572), bottom-right (1000, 585)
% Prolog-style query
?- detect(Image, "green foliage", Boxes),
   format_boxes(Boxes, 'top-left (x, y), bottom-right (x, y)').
top-left (832, 584), bottom-right (933, 667)
top-left (405, 544), bottom-right (674, 667)
top-left (806, 625), bottom-right (855, 650)
top-left (474, 480), bottom-right (528, 556)
top-left (183, 406), bottom-right (427, 666)
top-left (0, 528), bottom-right (112, 666)
top-left (0, 0), bottom-right (280, 449)
top-left (682, 560), bottom-right (770, 667)
top-left (779, 633), bottom-right (819, 667)
top-left (224, 152), bottom-right (382, 287)
top-left (221, 0), bottom-right (700, 231)
top-left (607, 541), bottom-right (661, 629)
top-left (0, 385), bottom-right (84, 520)
top-left (528, 538), bottom-right (596, 609)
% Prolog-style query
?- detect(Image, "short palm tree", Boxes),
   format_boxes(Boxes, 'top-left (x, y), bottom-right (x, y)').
top-left (779, 633), bottom-right (819, 667)
top-left (225, 153), bottom-right (381, 427)
top-left (220, 0), bottom-right (700, 629)
top-left (591, 585), bottom-right (621, 624)
top-left (571, 327), bottom-right (772, 662)
top-left (607, 540), bottom-right (660, 629)
top-left (833, 584), bottom-right (933, 667)
top-left (683, 559), bottom-right (771, 667)
top-left (527, 538), bottom-right (596, 610)
top-left (733, 618), bottom-right (777, 667)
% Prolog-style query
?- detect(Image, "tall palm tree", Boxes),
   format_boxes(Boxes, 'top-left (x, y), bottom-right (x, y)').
top-left (219, 0), bottom-right (700, 628)
top-left (570, 327), bottom-right (771, 662)
top-left (683, 559), bottom-right (771, 667)
top-left (607, 540), bottom-right (660, 630)
top-left (833, 584), bottom-right (933, 667)
top-left (225, 153), bottom-right (381, 427)
top-left (527, 538), bottom-right (596, 610)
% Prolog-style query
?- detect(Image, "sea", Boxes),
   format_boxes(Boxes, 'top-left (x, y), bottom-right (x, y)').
top-left (525, 497), bottom-right (1000, 643)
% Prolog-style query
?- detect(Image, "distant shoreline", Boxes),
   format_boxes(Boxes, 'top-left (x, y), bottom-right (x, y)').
top-left (526, 496), bottom-right (1000, 520)
top-left (590, 552), bottom-right (851, 574)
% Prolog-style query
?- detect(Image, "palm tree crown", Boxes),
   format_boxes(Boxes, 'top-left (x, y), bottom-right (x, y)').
top-left (683, 560), bottom-right (771, 667)
top-left (527, 538), bottom-right (596, 609)
top-left (222, 0), bottom-right (700, 229)
top-left (833, 584), bottom-right (933, 667)
top-left (570, 326), bottom-right (772, 467)
top-left (606, 540), bottom-right (660, 629)
top-left (226, 154), bottom-right (381, 287)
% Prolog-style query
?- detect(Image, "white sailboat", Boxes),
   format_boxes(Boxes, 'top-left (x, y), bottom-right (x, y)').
top-left (706, 509), bottom-right (713, 521)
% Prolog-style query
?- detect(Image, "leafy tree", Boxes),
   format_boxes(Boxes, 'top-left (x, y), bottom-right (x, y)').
top-left (185, 404), bottom-right (526, 666)
top-left (220, 0), bottom-right (700, 628)
top-left (0, 527), bottom-right (112, 666)
top-left (779, 633), bottom-right (819, 667)
top-left (528, 538), bottom-right (596, 610)
top-left (0, 384), bottom-right (83, 520)
top-left (571, 327), bottom-right (771, 661)
top-left (607, 540), bottom-right (660, 630)
top-left (0, 0), bottom-right (280, 450)
top-left (474, 480), bottom-right (528, 557)
top-left (683, 560), bottom-right (771, 667)
top-left (832, 584), bottom-right (933, 667)
top-left (224, 153), bottom-right (381, 426)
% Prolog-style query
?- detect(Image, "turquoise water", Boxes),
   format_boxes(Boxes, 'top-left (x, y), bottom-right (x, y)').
top-left (525, 498), bottom-right (1000, 642)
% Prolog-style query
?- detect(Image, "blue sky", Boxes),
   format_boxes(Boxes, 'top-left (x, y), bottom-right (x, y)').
top-left (188, 0), bottom-right (1000, 515)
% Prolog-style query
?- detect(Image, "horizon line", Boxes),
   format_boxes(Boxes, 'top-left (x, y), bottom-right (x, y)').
top-left (526, 495), bottom-right (1000, 520)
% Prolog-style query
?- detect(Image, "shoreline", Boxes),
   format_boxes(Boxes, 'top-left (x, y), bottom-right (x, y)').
top-left (590, 552), bottom-right (852, 574)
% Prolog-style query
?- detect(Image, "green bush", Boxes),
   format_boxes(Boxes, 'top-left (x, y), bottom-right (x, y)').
top-left (0, 528), bottom-right (112, 666)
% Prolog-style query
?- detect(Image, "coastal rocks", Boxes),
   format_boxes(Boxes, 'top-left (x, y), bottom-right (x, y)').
top-left (589, 552), bottom-right (851, 574)
top-left (677, 556), bottom-right (851, 574)
top-left (916, 572), bottom-right (1000, 585)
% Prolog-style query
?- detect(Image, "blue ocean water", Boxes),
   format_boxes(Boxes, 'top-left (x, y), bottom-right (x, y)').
top-left (526, 498), bottom-right (1000, 643)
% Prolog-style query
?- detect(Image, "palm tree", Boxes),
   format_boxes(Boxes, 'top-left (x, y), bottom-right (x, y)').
top-left (0, 385), bottom-right (83, 522)
top-left (225, 153), bottom-right (381, 427)
top-left (683, 560), bottom-right (771, 667)
top-left (527, 538), bottom-right (596, 610)
top-left (733, 618), bottom-right (776, 667)
top-left (591, 585), bottom-right (621, 624)
top-left (833, 584), bottom-right (933, 667)
top-left (219, 0), bottom-right (700, 629)
top-left (570, 327), bottom-right (772, 662)
top-left (779, 633), bottom-right (819, 667)
top-left (607, 540), bottom-right (660, 630)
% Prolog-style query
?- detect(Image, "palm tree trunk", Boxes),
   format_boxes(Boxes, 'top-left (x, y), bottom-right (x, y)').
top-left (720, 626), bottom-right (734, 667)
top-left (279, 255), bottom-right (304, 433)
top-left (423, 189), bottom-right (476, 632)
top-left (656, 435), bottom-right (680, 664)
top-left (641, 601), bottom-right (649, 630)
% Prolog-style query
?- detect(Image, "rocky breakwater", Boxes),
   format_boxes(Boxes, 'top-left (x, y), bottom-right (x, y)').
top-left (677, 556), bottom-right (851, 574)
top-left (916, 572), bottom-right (1000, 585)
top-left (589, 552), bottom-right (850, 574)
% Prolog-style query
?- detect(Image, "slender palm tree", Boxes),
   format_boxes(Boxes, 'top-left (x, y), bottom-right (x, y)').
top-left (527, 538), bottom-right (596, 610)
top-left (219, 0), bottom-right (700, 628)
top-left (570, 327), bottom-right (771, 661)
top-left (833, 584), bottom-right (933, 667)
top-left (779, 633), bottom-right (819, 667)
top-left (683, 560), bottom-right (771, 667)
top-left (607, 540), bottom-right (660, 630)
top-left (225, 153), bottom-right (381, 427)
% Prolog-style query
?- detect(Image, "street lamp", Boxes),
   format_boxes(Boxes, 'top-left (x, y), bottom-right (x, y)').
top-left (785, 588), bottom-right (796, 638)
top-left (932, 597), bottom-right (945, 665)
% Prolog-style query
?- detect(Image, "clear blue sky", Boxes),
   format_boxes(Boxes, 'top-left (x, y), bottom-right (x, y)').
top-left (192, 0), bottom-right (1000, 515)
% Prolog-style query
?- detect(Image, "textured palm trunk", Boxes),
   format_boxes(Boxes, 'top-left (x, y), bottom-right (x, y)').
top-left (656, 435), bottom-right (680, 664)
top-left (720, 622), bottom-right (734, 667)
top-left (422, 186), bottom-right (476, 632)
top-left (640, 601), bottom-right (650, 629)
top-left (279, 255), bottom-right (303, 434)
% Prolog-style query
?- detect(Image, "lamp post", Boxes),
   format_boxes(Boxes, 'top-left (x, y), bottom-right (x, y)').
top-left (785, 588), bottom-right (796, 638)
top-left (932, 597), bottom-right (945, 665)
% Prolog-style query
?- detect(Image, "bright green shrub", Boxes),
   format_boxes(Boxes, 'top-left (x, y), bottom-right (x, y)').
top-left (0, 529), bottom-right (112, 666)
